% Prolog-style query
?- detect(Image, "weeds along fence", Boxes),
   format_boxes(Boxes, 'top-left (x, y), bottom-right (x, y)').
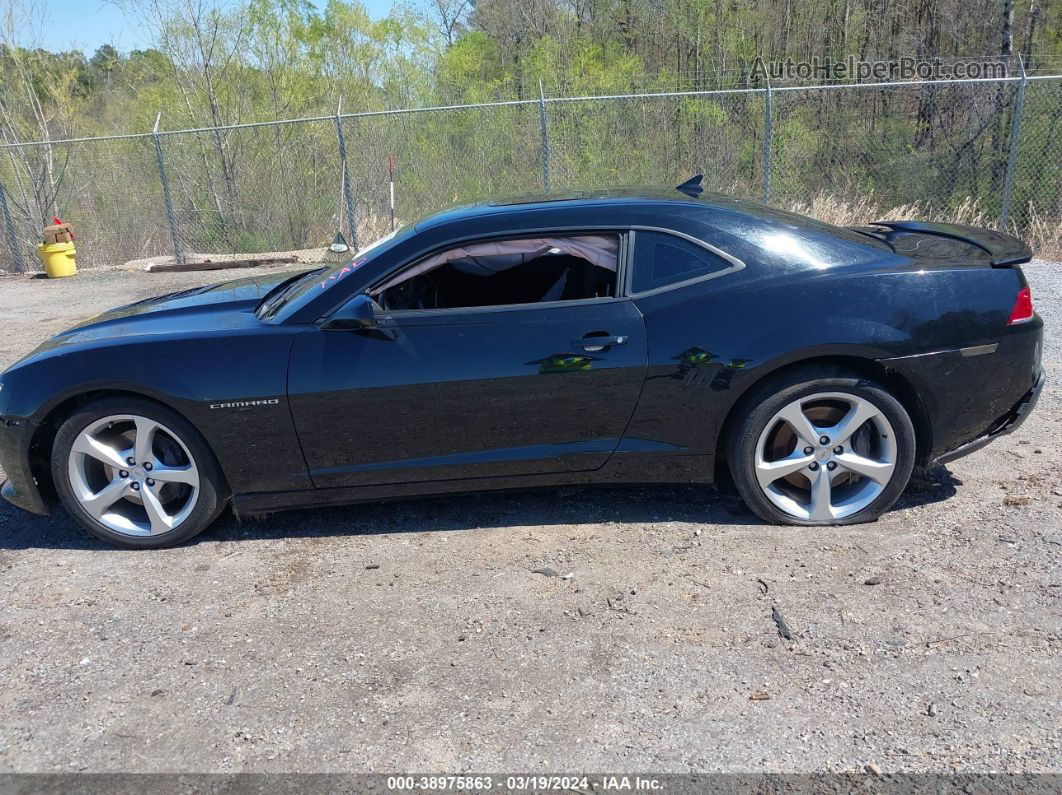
top-left (0, 71), bottom-right (1060, 271)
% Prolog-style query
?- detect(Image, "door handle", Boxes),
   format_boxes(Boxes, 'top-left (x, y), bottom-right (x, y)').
top-left (573, 335), bottom-right (628, 352)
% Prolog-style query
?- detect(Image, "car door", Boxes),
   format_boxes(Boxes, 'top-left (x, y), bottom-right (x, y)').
top-left (287, 248), bottom-right (648, 490)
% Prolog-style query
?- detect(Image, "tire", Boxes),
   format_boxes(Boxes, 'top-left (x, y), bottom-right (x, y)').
top-left (727, 367), bottom-right (916, 526)
top-left (52, 396), bottom-right (226, 548)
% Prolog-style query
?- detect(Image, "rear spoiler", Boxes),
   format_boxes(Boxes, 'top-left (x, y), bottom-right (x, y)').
top-left (870, 221), bottom-right (1033, 267)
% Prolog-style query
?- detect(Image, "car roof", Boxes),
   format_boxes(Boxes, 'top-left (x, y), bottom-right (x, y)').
top-left (413, 187), bottom-right (772, 231)
top-left (409, 185), bottom-right (896, 259)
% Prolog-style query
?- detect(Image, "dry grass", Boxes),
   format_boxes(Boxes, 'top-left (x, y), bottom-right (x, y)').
top-left (788, 193), bottom-right (1062, 260)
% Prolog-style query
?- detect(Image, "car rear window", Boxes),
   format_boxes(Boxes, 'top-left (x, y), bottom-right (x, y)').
top-left (631, 231), bottom-right (735, 293)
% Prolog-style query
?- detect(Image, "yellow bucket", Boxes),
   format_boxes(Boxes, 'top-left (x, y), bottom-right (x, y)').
top-left (37, 241), bottom-right (77, 278)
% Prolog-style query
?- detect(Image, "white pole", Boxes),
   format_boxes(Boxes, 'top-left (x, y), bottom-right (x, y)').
top-left (388, 153), bottom-right (396, 232)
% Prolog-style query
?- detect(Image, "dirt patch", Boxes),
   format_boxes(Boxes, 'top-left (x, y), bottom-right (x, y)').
top-left (0, 262), bottom-right (1058, 773)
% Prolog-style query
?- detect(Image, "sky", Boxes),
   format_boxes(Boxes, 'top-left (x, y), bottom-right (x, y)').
top-left (13, 0), bottom-right (397, 55)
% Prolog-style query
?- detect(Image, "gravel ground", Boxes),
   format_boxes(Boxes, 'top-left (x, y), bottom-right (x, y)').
top-left (0, 262), bottom-right (1059, 774)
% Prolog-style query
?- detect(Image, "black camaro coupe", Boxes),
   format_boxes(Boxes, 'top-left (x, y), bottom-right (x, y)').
top-left (0, 179), bottom-right (1045, 547)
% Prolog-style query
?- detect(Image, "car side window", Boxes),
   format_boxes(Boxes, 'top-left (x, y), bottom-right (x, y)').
top-left (631, 230), bottom-right (734, 293)
top-left (372, 234), bottom-right (620, 312)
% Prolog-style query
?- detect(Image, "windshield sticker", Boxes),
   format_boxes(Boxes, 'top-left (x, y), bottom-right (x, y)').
top-left (320, 258), bottom-right (367, 289)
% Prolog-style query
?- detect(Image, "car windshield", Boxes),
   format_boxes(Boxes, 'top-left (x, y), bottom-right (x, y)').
top-left (262, 228), bottom-right (405, 318)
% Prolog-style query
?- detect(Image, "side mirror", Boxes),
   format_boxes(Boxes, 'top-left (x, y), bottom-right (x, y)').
top-left (321, 294), bottom-right (379, 330)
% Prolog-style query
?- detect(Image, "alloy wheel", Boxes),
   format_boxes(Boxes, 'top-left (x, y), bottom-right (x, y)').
top-left (753, 392), bottom-right (897, 521)
top-left (67, 414), bottom-right (200, 537)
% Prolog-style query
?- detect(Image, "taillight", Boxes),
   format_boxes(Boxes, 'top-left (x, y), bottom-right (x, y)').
top-left (1008, 286), bottom-right (1034, 325)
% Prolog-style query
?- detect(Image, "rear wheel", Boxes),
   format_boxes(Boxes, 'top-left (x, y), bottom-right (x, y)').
top-left (727, 369), bottom-right (916, 525)
top-left (52, 397), bottom-right (225, 548)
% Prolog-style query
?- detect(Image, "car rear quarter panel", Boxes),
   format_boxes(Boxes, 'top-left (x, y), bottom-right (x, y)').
top-left (627, 258), bottom-right (1033, 468)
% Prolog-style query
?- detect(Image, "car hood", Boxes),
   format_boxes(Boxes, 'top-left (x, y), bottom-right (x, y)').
top-left (24, 270), bottom-right (303, 357)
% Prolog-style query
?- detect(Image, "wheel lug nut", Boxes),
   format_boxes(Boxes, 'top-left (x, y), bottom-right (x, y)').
top-left (144, 462), bottom-right (153, 470)
top-left (819, 436), bottom-right (830, 445)
top-left (803, 446), bottom-right (813, 455)
top-left (808, 462), bottom-right (819, 471)
top-left (119, 470), bottom-right (128, 478)
top-left (130, 482), bottom-right (140, 491)
top-left (833, 446), bottom-right (843, 454)
top-left (126, 457), bottom-right (135, 465)
top-left (146, 478), bottom-right (155, 487)
top-left (827, 462), bottom-right (837, 471)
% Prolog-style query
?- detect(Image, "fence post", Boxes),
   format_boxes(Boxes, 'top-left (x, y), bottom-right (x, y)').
top-left (334, 97), bottom-right (359, 251)
top-left (761, 65), bottom-right (773, 204)
top-left (152, 113), bottom-right (184, 265)
top-left (538, 79), bottom-right (551, 192)
top-left (999, 55), bottom-right (1028, 229)
top-left (0, 179), bottom-right (25, 273)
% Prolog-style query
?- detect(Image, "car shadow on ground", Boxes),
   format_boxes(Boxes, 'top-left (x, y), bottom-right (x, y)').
top-left (0, 467), bottom-right (962, 551)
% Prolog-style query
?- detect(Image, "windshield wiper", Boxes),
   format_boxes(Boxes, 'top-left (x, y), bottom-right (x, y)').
top-left (256, 267), bottom-right (325, 319)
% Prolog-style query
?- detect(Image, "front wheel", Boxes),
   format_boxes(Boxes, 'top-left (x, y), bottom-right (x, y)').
top-left (52, 397), bottom-right (226, 548)
top-left (727, 369), bottom-right (916, 526)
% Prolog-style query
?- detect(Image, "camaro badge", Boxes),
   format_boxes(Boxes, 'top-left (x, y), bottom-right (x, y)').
top-left (209, 398), bottom-right (280, 409)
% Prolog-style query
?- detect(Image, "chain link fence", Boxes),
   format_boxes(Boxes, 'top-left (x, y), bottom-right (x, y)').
top-left (546, 89), bottom-right (767, 197)
top-left (0, 73), bottom-right (1059, 272)
top-left (0, 133), bottom-right (168, 271)
top-left (158, 119), bottom-right (344, 260)
top-left (1011, 78), bottom-right (1062, 227)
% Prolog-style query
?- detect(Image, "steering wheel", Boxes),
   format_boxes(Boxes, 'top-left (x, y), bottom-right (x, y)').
top-left (382, 276), bottom-right (440, 310)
